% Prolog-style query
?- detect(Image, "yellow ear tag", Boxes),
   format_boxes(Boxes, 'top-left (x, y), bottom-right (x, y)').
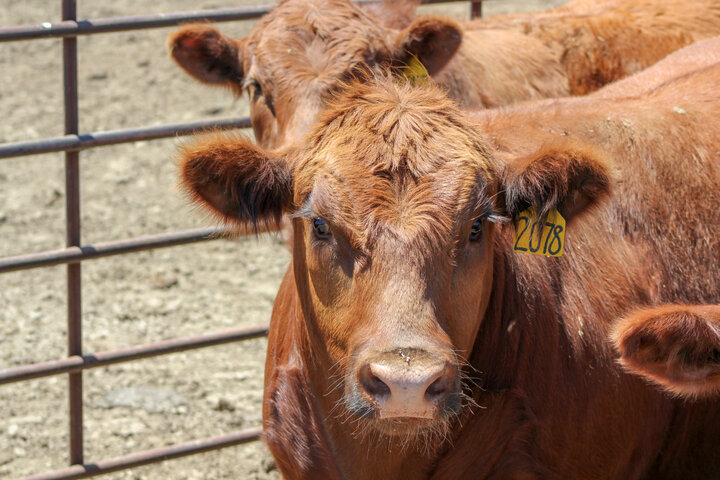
top-left (403, 56), bottom-right (429, 84)
top-left (513, 206), bottom-right (566, 257)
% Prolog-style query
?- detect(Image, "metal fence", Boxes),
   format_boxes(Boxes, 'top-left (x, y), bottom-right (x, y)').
top-left (0, 1), bottom-right (481, 478)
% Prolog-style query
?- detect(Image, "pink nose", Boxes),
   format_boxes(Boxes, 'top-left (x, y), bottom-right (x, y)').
top-left (357, 353), bottom-right (456, 419)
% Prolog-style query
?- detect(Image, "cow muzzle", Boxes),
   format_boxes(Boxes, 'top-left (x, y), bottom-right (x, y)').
top-left (354, 348), bottom-right (459, 420)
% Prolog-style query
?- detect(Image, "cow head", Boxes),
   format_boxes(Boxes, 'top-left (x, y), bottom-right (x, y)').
top-left (612, 304), bottom-right (720, 398)
top-left (179, 76), bottom-right (611, 439)
top-left (168, 0), bottom-right (462, 150)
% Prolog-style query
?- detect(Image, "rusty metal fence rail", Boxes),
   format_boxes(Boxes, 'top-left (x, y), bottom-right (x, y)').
top-left (0, 1), bottom-right (482, 479)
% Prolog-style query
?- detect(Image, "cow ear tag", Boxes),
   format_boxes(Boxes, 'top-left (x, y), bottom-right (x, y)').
top-left (402, 56), bottom-right (429, 84)
top-left (513, 206), bottom-right (566, 257)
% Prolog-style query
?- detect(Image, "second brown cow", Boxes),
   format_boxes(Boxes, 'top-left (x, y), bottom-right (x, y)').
top-left (169, 0), bottom-right (720, 150)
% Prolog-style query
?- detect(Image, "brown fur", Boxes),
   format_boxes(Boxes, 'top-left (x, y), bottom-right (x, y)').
top-left (593, 35), bottom-right (720, 98)
top-left (168, 0), bottom-right (720, 150)
top-left (472, 0), bottom-right (720, 94)
top-left (179, 38), bottom-right (720, 479)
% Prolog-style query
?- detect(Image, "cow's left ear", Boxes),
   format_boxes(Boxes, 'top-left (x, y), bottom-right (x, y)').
top-left (179, 133), bottom-right (293, 232)
top-left (393, 16), bottom-right (462, 76)
top-left (612, 304), bottom-right (720, 398)
top-left (501, 142), bottom-right (613, 222)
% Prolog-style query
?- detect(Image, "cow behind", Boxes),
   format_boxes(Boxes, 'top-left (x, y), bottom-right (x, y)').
top-left (471, 0), bottom-right (720, 94)
top-left (168, 0), bottom-right (720, 150)
top-left (179, 37), bottom-right (720, 479)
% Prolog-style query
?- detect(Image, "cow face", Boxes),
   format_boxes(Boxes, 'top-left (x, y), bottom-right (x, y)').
top-left (179, 77), bottom-right (611, 438)
top-left (286, 82), bottom-right (503, 437)
top-left (169, 0), bottom-right (462, 150)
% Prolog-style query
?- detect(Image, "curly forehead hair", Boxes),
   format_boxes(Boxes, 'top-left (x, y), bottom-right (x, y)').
top-left (296, 74), bottom-right (497, 180)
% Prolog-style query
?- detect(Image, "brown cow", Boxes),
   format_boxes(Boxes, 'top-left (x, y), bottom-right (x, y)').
top-left (179, 37), bottom-right (720, 479)
top-left (169, 0), bottom-right (720, 150)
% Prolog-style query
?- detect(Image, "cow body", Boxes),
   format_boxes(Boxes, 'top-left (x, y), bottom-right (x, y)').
top-left (169, 0), bottom-right (720, 149)
top-left (180, 37), bottom-right (720, 479)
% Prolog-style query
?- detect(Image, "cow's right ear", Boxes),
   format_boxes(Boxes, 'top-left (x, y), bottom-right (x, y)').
top-left (501, 141), bottom-right (613, 223)
top-left (612, 304), bottom-right (720, 398)
top-left (179, 134), bottom-right (293, 231)
top-left (168, 25), bottom-right (245, 93)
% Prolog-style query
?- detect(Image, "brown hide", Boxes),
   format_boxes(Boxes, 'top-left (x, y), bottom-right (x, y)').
top-left (469, 0), bottom-right (720, 95)
top-left (169, 0), bottom-right (720, 149)
top-left (593, 36), bottom-right (720, 98)
top-left (179, 37), bottom-right (720, 479)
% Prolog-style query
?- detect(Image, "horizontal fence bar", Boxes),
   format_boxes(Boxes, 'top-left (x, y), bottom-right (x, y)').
top-left (0, 117), bottom-right (251, 159)
top-left (0, 0), bottom-right (463, 43)
top-left (0, 227), bottom-right (227, 273)
top-left (16, 427), bottom-right (263, 480)
top-left (0, 324), bottom-right (269, 385)
top-left (0, 6), bottom-right (274, 42)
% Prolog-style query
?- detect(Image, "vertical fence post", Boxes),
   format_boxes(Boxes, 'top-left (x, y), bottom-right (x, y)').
top-left (470, 0), bottom-right (482, 19)
top-left (62, 0), bottom-right (83, 466)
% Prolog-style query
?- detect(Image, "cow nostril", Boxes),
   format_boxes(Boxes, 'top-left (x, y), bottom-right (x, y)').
top-left (425, 373), bottom-right (452, 401)
top-left (358, 364), bottom-right (391, 399)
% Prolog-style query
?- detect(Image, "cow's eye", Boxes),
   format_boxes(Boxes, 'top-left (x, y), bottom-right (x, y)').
top-left (249, 79), bottom-right (263, 96)
top-left (249, 79), bottom-right (276, 116)
top-left (312, 218), bottom-right (331, 239)
top-left (469, 219), bottom-right (483, 242)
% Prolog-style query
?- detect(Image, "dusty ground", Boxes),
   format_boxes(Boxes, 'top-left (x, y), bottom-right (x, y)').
top-left (0, 0), bottom-right (567, 478)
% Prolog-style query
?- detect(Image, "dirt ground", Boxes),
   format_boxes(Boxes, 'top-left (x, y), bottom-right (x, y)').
top-left (0, 1), bottom-right (567, 478)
